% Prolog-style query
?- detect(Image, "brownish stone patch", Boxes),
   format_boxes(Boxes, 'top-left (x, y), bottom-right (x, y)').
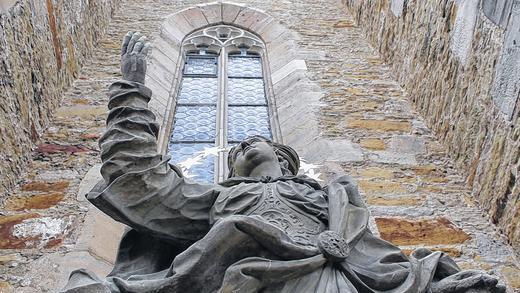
top-left (411, 165), bottom-right (438, 176)
top-left (417, 185), bottom-right (443, 193)
top-left (21, 181), bottom-right (69, 193)
top-left (360, 138), bottom-right (386, 150)
top-left (375, 217), bottom-right (471, 246)
top-left (359, 180), bottom-right (406, 194)
top-left (347, 119), bottom-right (412, 132)
top-left (46, 0), bottom-right (62, 70)
top-left (36, 143), bottom-right (92, 154)
top-left (66, 36), bottom-right (78, 75)
top-left (0, 254), bottom-right (20, 265)
top-left (72, 98), bottom-right (91, 105)
top-left (333, 19), bottom-right (355, 28)
top-left (80, 132), bottom-right (102, 140)
top-left (0, 214), bottom-right (40, 249)
top-left (422, 176), bottom-right (449, 183)
top-left (501, 266), bottom-right (520, 289)
top-left (5, 193), bottom-right (65, 211)
top-left (55, 106), bottom-right (106, 118)
top-left (457, 261), bottom-right (494, 271)
top-left (0, 281), bottom-right (13, 293)
top-left (356, 167), bottom-right (395, 179)
top-left (366, 195), bottom-right (424, 206)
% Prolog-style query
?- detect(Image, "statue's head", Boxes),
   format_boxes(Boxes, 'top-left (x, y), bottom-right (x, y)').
top-left (227, 135), bottom-right (300, 178)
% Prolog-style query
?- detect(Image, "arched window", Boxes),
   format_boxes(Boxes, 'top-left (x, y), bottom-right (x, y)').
top-left (168, 25), bottom-right (274, 182)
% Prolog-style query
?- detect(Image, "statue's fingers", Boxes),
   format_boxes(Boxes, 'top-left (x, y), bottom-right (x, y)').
top-left (121, 31), bottom-right (134, 55)
top-left (127, 32), bottom-right (142, 53)
top-left (133, 36), bottom-right (147, 53)
top-left (133, 42), bottom-right (144, 54)
top-left (141, 42), bottom-right (151, 56)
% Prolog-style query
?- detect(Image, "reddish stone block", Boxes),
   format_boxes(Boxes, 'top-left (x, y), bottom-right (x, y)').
top-left (5, 192), bottom-right (65, 211)
top-left (21, 181), bottom-right (69, 193)
top-left (0, 214), bottom-right (40, 249)
top-left (80, 132), bottom-right (102, 140)
top-left (0, 214), bottom-right (74, 249)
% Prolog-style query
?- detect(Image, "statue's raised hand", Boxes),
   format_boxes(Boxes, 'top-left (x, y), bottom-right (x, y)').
top-left (121, 31), bottom-right (150, 84)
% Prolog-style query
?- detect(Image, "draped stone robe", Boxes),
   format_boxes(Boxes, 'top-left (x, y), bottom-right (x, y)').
top-left (62, 81), bottom-right (467, 293)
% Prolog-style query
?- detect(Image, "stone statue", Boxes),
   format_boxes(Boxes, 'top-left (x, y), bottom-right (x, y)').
top-left (61, 32), bottom-right (506, 293)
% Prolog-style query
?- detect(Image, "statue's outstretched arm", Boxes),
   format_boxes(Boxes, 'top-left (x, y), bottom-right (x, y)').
top-left (88, 32), bottom-right (221, 247)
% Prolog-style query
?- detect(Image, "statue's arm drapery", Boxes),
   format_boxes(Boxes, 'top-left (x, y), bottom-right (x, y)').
top-left (87, 80), bottom-right (221, 247)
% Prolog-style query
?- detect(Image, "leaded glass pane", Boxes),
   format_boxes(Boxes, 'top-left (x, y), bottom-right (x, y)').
top-left (171, 106), bottom-right (216, 141)
top-left (228, 79), bottom-right (267, 105)
top-left (228, 106), bottom-right (271, 141)
top-left (168, 143), bottom-right (215, 183)
top-left (228, 57), bottom-right (262, 78)
top-left (184, 57), bottom-right (218, 75)
top-left (178, 78), bottom-right (218, 104)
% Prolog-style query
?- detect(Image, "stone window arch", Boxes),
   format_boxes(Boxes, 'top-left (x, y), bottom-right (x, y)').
top-left (146, 2), bottom-right (321, 165)
top-left (168, 25), bottom-right (277, 182)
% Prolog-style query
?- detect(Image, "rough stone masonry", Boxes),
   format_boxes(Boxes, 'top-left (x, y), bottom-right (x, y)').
top-left (0, 0), bottom-right (518, 292)
top-left (343, 0), bottom-right (519, 253)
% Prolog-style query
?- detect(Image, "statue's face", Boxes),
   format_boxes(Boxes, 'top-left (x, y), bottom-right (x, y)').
top-left (232, 137), bottom-right (281, 177)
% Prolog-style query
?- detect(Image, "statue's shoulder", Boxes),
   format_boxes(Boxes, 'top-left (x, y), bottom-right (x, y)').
top-left (329, 174), bottom-right (358, 186)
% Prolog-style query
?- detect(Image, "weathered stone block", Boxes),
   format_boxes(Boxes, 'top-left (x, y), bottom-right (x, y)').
top-left (0, 214), bottom-right (74, 249)
top-left (375, 217), bottom-right (471, 245)
top-left (358, 180), bottom-right (406, 194)
top-left (197, 3), bottom-right (222, 24)
top-left (346, 118), bottom-right (412, 132)
top-left (451, 0), bottom-right (479, 64)
top-left (390, 0), bottom-right (406, 17)
top-left (368, 151), bottom-right (417, 165)
top-left (366, 195), bottom-right (425, 206)
top-left (501, 266), bottom-right (520, 289)
top-left (0, 281), bottom-right (13, 293)
top-left (5, 193), bottom-right (64, 211)
top-left (360, 138), bottom-right (386, 150)
top-left (21, 181), bottom-right (69, 193)
top-left (388, 135), bottom-right (426, 154)
top-left (222, 2), bottom-right (245, 24)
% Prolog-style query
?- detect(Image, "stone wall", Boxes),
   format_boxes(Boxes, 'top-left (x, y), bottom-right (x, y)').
top-left (0, 0), bottom-right (518, 292)
top-left (342, 0), bottom-right (519, 251)
top-left (0, 0), bottom-right (120, 199)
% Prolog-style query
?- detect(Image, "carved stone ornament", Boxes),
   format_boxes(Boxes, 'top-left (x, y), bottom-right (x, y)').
top-left (182, 25), bottom-right (265, 55)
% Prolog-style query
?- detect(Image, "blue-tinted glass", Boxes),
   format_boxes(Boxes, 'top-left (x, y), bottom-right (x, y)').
top-left (185, 57), bottom-right (217, 75)
top-left (178, 78), bottom-right (218, 104)
top-left (168, 143), bottom-right (215, 183)
top-left (228, 106), bottom-right (271, 141)
top-left (228, 79), bottom-right (267, 105)
top-left (171, 106), bottom-right (216, 141)
top-left (228, 57), bottom-right (262, 78)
